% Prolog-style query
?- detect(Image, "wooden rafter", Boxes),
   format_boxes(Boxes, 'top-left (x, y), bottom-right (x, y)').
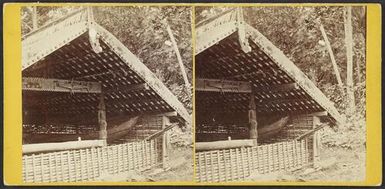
top-left (95, 23), bottom-right (191, 125)
top-left (195, 9), bottom-right (238, 54)
top-left (254, 83), bottom-right (299, 92)
top-left (22, 77), bottom-right (101, 93)
top-left (22, 10), bottom-right (191, 126)
top-left (104, 83), bottom-right (150, 93)
top-left (196, 78), bottom-right (251, 93)
top-left (245, 24), bottom-right (344, 125)
top-left (195, 8), bottom-right (344, 125)
top-left (22, 8), bottom-right (89, 70)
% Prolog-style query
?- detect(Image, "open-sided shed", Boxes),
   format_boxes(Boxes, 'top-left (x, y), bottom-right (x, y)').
top-left (195, 8), bottom-right (343, 182)
top-left (21, 8), bottom-right (190, 183)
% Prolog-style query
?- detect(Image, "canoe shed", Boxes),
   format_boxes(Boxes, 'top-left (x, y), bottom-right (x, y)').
top-left (21, 8), bottom-right (190, 183)
top-left (195, 8), bottom-right (343, 182)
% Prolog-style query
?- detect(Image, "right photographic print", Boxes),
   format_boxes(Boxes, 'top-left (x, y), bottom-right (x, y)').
top-left (194, 6), bottom-right (366, 183)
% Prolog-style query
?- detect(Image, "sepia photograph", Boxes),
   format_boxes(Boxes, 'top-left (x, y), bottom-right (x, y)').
top-left (2, 2), bottom-right (381, 186)
top-left (194, 6), bottom-right (366, 182)
top-left (21, 5), bottom-right (193, 183)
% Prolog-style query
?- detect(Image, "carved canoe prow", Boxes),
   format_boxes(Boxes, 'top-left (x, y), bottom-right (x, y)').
top-left (258, 116), bottom-right (290, 138)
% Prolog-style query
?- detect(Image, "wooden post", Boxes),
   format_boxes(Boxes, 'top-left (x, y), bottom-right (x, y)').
top-left (98, 93), bottom-right (107, 146)
top-left (248, 92), bottom-right (258, 146)
top-left (161, 116), bottom-right (170, 168)
top-left (312, 116), bottom-right (321, 167)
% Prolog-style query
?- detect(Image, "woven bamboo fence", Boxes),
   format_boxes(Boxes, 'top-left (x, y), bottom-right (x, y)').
top-left (22, 139), bottom-right (158, 183)
top-left (195, 139), bottom-right (308, 182)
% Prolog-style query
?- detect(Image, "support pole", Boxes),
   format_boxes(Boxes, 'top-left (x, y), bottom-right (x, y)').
top-left (161, 116), bottom-right (170, 168)
top-left (248, 92), bottom-right (258, 146)
top-left (98, 92), bottom-right (107, 146)
top-left (312, 116), bottom-right (321, 167)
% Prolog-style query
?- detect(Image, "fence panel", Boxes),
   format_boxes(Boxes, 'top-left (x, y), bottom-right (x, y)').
top-left (195, 139), bottom-right (308, 182)
top-left (23, 139), bottom-right (158, 183)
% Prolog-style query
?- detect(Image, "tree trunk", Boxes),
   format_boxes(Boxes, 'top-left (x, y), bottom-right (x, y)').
top-left (32, 6), bottom-right (38, 30)
top-left (344, 6), bottom-right (356, 118)
top-left (320, 24), bottom-right (343, 88)
top-left (165, 21), bottom-right (191, 93)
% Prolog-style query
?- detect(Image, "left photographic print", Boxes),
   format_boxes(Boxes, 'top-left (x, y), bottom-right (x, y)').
top-left (21, 5), bottom-right (193, 183)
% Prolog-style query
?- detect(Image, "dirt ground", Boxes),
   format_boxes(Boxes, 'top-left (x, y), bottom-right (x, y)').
top-left (295, 145), bottom-right (366, 182)
top-left (145, 145), bottom-right (194, 181)
top-left (146, 127), bottom-right (194, 181)
top-left (246, 144), bottom-right (366, 182)
top-left (97, 128), bottom-right (194, 182)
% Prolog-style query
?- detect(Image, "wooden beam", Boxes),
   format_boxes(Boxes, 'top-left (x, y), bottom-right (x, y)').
top-left (196, 78), bottom-right (252, 93)
top-left (196, 139), bottom-right (254, 151)
top-left (196, 79), bottom-right (297, 94)
top-left (22, 9), bottom-right (88, 70)
top-left (295, 123), bottom-right (326, 141)
top-left (104, 83), bottom-right (150, 93)
top-left (22, 140), bottom-right (105, 154)
top-left (255, 83), bottom-right (299, 92)
top-left (246, 24), bottom-right (344, 125)
top-left (196, 9), bottom-right (238, 54)
top-left (307, 111), bottom-right (328, 117)
top-left (248, 92), bottom-right (258, 145)
top-left (98, 93), bottom-right (107, 146)
top-left (95, 24), bottom-right (191, 126)
top-left (162, 116), bottom-right (170, 168)
top-left (152, 111), bottom-right (178, 117)
top-left (22, 77), bottom-right (101, 93)
top-left (236, 7), bottom-right (251, 53)
top-left (313, 116), bottom-right (321, 166)
top-left (145, 123), bottom-right (176, 141)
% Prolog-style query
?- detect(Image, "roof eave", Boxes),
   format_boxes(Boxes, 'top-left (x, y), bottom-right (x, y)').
top-left (245, 23), bottom-right (344, 126)
top-left (94, 23), bottom-right (192, 126)
top-left (22, 8), bottom-right (89, 70)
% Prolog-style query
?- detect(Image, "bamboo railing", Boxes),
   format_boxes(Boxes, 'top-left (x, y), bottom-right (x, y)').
top-left (195, 139), bottom-right (308, 182)
top-left (22, 139), bottom-right (158, 183)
